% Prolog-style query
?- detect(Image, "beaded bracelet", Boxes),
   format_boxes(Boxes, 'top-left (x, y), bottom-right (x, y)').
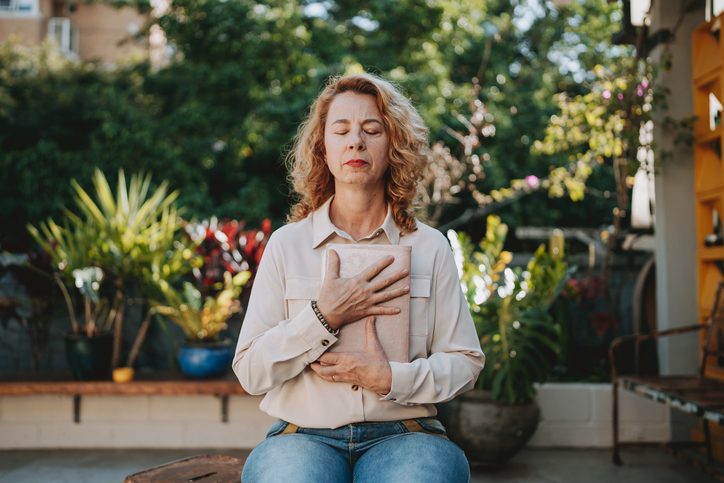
top-left (311, 301), bottom-right (340, 335)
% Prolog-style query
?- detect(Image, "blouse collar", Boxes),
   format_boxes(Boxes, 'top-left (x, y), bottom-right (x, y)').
top-left (311, 196), bottom-right (401, 248)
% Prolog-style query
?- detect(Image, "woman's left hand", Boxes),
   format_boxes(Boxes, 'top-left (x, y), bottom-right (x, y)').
top-left (310, 317), bottom-right (392, 395)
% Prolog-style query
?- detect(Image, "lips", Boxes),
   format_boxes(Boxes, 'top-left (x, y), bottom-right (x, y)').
top-left (345, 159), bottom-right (368, 167)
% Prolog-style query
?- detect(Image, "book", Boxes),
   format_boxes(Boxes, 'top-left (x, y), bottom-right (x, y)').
top-left (321, 243), bottom-right (411, 363)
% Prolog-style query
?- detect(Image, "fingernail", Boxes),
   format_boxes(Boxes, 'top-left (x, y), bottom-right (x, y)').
top-left (402, 269), bottom-right (409, 275)
top-left (395, 308), bottom-right (401, 313)
top-left (404, 286), bottom-right (409, 291)
top-left (388, 256), bottom-right (394, 261)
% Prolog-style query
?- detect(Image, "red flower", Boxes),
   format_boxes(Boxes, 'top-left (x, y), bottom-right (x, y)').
top-left (591, 311), bottom-right (618, 338)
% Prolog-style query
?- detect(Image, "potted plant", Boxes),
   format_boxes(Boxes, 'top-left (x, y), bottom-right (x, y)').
top-left (62, 267), bottom-right (117, 380)
top-left (27, 168), bottom-right (198, 376)
top-left (437, 215), bottom-right (574, 467)
top-left (26, 217), bottom-right (117, 379)
top-left (150, 270), bottom-right (251, 378)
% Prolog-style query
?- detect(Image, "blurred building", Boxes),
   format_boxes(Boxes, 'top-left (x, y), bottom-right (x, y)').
top-left (0, 0), bottom-right (148, 62)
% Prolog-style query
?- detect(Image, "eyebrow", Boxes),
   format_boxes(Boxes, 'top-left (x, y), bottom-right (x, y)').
top-left (330, 118), bottom-right (384, 127)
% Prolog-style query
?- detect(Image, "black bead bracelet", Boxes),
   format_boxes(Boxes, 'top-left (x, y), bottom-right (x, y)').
top-left (311, 300), bottom-right (340, 335)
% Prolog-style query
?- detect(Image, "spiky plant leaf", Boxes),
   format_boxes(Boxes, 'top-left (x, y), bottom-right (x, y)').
top-left (454, 215), bottom-right (574, 404)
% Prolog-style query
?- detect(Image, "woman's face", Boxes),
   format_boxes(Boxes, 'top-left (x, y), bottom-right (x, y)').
top-left (324, 92), bottom-right (390, 191)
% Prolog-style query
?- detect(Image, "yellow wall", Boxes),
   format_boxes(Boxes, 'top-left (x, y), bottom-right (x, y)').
top-left (0, 0), bottom-right (53, 44)
top-left (0, 0), bottom-right (148, 63)
top-left (66, 2), bottom-right (147, 62)
top-left (0, 19), bottom-right (44, 43)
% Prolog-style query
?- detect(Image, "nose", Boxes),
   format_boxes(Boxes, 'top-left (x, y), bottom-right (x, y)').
top-left (348, 130), bottom-right (365, 151)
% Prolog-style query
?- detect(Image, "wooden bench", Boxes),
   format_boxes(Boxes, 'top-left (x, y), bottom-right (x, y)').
top-left (0, 371), bottom-right (246, 422)
top-left (610, 281), bottom-right (724, 481)
top-left (124, 454), bottom-right (245, 483)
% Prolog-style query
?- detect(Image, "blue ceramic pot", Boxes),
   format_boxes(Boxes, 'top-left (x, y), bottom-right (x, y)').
top-left (178, 338), bottom-right (234, 379)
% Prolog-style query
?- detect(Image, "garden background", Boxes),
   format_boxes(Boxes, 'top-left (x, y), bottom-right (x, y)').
top-left (0, 0), bottom-right (653, 382)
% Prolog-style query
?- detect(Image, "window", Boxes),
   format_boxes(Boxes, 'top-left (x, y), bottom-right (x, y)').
top-left (48, 18), bottom-right (79, 59)
top-left (0, 0), bottom-right (39, 14)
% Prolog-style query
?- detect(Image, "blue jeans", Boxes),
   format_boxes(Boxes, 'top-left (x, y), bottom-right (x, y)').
top-left (242, 418), bottom-right (470, 483)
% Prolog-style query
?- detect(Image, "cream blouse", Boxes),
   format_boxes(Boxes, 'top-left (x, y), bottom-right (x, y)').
top-left (232, 198), bottom-right (485, 429)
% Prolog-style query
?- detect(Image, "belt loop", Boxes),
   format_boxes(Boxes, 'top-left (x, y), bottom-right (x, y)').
top-left (401, 419), bottom-right (446, 438)
top-left (401, 419), bottom-right (423, 433)
top-left (280, 423), bottom-right (299, 435)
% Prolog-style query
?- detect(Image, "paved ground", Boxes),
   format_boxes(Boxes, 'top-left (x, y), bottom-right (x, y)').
top-left (0, 447), bottom-right (717, 482)
top-left (470, 448), bottom-right (717, 483)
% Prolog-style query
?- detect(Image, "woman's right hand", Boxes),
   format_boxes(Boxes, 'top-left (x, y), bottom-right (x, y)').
top-left (315, 250), bottom-right (410, 330)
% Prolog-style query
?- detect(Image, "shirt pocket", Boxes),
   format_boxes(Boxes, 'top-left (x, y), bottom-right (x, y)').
top-left (409, 275), bottom-right (430, 337)
top-left (284, 277), bottom-right (321, 319)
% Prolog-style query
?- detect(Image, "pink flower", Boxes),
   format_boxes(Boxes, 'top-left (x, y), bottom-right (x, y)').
top-left (617, 93), bottom-right (624, 100)
top-left (602, 90), bottom-right (611, 99)
top-left (525, 175), bottom-right (539, 189)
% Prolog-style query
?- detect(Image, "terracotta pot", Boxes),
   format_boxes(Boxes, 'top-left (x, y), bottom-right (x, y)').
top-left (64, 332), bottom-right (114, 381)
top-left (436, 389), bottom-right (540, 467)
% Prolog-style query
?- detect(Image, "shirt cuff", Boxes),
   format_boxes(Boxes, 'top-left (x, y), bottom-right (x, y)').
top-left (290, 302), bottom-right (339, 361)
top-left (378, 361), bottom-right (414, 405)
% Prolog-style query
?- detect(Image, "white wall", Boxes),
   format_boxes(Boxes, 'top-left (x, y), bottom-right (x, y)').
top-left (651, 0), bottom-right (708, 441)
top-left (651, 0), bottom-right (701, 376)
top-left (0, 384), bottom-right (668, 449)
top-left (529, 383), bottom-right (669, 447)
top-left (0, 394), bottom-right (275, 449)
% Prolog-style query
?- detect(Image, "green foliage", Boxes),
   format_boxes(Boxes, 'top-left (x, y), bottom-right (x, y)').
top-left (0, 250), bottom-right (59, 370)
top-left (413, 0), bottom-right (626, 230)
top-left (2, 0), bottom-right (629, 251)
top-left (152, 271), bottom-right (251, 341)
top-left (26, 168), bottom-right (199, 359)
top-left (451, 215), bottom-right (573, 403)
top-left (0, 42), bottom-right (178, 250)
top-left (26, 202), bottom-right (112, 336)
top-left (533, 61), bottom-right (667, 191)
top-left (68, 168), bottom-right (197, 287)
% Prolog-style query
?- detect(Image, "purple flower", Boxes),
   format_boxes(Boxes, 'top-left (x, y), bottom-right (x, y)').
top-left (618, 93), bottom-right (624, 100)
top-left (525, 175), bottom-right (540, 189)
top-left (637, 89), bottom-right (644, 96)
top-left (602, 90), bottom-right (611, 99)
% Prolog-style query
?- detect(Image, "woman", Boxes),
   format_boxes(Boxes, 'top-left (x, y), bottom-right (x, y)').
top-left (233, 73), bottom-right (484, 482)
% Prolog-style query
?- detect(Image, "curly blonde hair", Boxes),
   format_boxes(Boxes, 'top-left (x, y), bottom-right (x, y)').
top-left (286, 73), bottom-right (429, 233)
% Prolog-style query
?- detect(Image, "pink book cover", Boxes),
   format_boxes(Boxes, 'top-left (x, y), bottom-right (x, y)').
top-left (322, 244), bottom-right (411, 363)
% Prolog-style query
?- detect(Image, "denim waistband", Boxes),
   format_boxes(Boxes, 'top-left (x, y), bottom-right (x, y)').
top-left (267, 418), bottom-right (448, 443)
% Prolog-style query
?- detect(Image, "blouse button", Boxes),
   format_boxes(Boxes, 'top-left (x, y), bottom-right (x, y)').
top-left (322, 340), bottom-right (329, 346)
top-left (351, 385), bottom-right (359, 391)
